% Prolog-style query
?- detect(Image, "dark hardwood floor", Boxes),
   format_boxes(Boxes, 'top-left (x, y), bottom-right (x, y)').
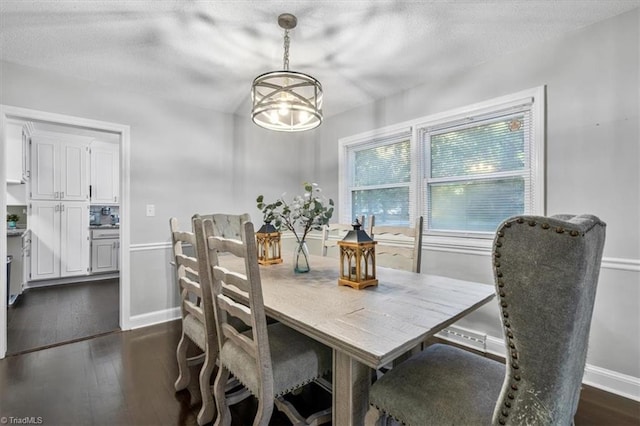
top-left (0, 320), bottom-right (321, 425)
top-left (6, 278), bottom-right (119, 355)
top-left (0, 320), bottom-right (638, 425)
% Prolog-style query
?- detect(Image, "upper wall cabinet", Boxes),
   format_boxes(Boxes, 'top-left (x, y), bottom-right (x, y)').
top-left (90, 140), bottom-right (119, 205)
top-left (30, 131), bottom-right (90, 201)
top-left (4, 119), bottom-right (31, 184)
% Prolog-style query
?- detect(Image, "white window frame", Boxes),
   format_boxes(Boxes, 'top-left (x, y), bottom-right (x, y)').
top-left (338, 121), bottom-right (416, 227)
top-left (339, 86), bottom-right (545, 253)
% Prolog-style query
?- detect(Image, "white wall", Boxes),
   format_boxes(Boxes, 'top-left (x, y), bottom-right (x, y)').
top-left (313, 8), bottom-right (640, 392)
top-left (0, 60), bottom-right (305, 318)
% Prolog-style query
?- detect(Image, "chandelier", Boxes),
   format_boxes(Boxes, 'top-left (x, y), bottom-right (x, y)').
top-left (251, 13), bottom-right (323, 132)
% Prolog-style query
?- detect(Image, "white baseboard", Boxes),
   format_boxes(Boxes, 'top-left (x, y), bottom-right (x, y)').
top-left (582, 364), bottom-right (640, 402)
top-left (128, 307), bottom-right (181, 330)
top-left (25, 273), bottom-right (119, 289)
top-left (437, 325), bottom-right (640, 402)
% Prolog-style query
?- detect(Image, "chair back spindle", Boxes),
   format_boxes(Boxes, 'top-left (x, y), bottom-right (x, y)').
top-left (321, 215), bottom-right (365, 256)
top-left (370, 215), bottom-right (423, 273)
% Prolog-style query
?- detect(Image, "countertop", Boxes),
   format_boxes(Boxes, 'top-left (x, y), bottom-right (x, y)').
top-left (6, 227), bottom-right (27, 237)
top-left (90, 225), bottom-right (120, 229)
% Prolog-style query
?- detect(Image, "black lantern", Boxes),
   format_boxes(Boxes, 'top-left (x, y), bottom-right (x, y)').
top-left (338, 219), bottom-right (377, 289)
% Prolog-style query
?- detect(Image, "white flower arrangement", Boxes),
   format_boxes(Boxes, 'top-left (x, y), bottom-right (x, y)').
top-left (256, 182), bottom-right (334, 244)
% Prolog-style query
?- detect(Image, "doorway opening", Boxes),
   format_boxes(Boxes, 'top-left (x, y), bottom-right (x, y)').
top-left (1, 105), bottom-right (130, 358)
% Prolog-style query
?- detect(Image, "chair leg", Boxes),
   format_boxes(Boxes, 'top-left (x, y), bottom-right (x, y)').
top-left (174, 332), bottom-right (191, 391)
top-left (197, 350), bottom-right (216, 426)
top-left (364, 405), bottom-right (386, 426)
top-left (213, 366), bottom-right (232, 426)
top-left (254, 396), bottom-right (274, 426)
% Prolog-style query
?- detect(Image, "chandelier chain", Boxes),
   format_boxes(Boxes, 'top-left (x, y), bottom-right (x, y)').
top-left (251, 13), bottom-right (322, 132)
top-left (283, 29), bottom-right (290, 71)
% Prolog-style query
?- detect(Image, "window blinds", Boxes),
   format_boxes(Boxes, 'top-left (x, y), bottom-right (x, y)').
top-left (423, 108), bottom-right (532, 234)
top-left (350, 132), bottom-right (412, 226)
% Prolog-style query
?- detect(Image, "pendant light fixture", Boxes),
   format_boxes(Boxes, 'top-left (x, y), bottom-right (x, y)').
top-left (251, 13), bottom-right (323, 132)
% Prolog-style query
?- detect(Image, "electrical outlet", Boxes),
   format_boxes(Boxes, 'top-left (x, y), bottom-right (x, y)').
top-left (146, 204), bottom-right (155, 217)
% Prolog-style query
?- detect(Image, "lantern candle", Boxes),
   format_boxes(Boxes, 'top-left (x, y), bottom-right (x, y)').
top-left (256, 223), bottom-right (283, 265)
top-left (338, 219), bottom-right (377, 289)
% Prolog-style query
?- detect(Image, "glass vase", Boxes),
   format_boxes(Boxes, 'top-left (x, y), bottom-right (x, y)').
top-left (293, 239), bottom-right (310, 273)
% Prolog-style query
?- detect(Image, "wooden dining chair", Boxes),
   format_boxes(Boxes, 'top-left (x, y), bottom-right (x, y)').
top-left (201, 213), bottom-right (251, 241)
top-left (320, 215), bottom-right (365, 256)
top-left (369, 215), bottom-right (423, 273)
top-left (169, 217), bottom-right (218, 425)
top-left (170, 215), bottom-right (251, 425)
top-left (193, 216), bottom-right (333, 426)
top-left (365, 214), bottom-right (606, 425)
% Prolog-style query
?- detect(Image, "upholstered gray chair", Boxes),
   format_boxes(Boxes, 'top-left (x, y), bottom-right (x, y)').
top-left (193, 216), bottom-right (333, 426)
top-left (366, 214), bottom-right (606, 425)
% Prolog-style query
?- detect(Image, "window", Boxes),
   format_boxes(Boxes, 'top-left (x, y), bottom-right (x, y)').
top-left (340, 126), bottom-right (413, 227)
top-left (339, 87), bottom-right (545, 250)
top-left (421, 107), bottom-right (533, 235)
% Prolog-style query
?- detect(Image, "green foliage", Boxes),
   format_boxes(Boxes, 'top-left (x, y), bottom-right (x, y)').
top-left (6, 214), bottom-right (19, 222)
top-left (257, 182), bottom-right (334, 243)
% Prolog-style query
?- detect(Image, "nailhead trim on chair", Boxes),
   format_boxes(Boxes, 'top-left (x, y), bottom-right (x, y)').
top-left (493, 217), bottom-right (582, 425)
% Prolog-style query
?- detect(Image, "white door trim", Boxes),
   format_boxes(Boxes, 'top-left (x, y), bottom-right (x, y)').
top-left (0, 104), bottom-right (131, 358)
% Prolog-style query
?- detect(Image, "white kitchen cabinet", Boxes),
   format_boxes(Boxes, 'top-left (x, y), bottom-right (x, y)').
top-left (91, 237), bottom-right (119, 273)
top-left (22, 230), bottom-right (31, 291)
top-left (29, 200), bottom-right (90, 281)
top-left (30, 131), bottom-right (90, 201)
top-left (90, 140), bottom-right (119, 204)
top-left (22, 123), bottom-right (31, 183)
top-left (5, 119), bottom-right (25, 183)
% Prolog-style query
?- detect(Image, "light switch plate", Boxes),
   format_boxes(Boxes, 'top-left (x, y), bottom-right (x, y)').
top-left (146, 204), bottom-right (155, 217)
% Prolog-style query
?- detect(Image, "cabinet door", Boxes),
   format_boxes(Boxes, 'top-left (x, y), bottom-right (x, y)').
top-left (30, 132), bottom-right (90, 201)
top-left (22, 125), bottom-right (31, 182)
top-left (91, 238), bottom-right (119, 273)
top-left (90, 141), bottom-right (119, 204)
top-left (30, 201), bottom-right (61, 280)
top-left (60, 140), bottom-right (89, 201)
top-left (60, 202), bottom-right (90, 277)
top-left (22, 231), bottom-right (31, 289)
top-left (30, 135), bottom-right (60, 200)
top-left (4, 119), bottom-right (24, 183)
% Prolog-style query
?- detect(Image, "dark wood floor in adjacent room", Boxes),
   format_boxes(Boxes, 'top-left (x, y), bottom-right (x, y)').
top-left (6, 278), bottom-right (119, 355)
top-left (1, 320), bottom-right (638, 425)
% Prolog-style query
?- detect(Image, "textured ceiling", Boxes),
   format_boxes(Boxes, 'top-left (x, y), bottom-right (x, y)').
top-left (1, 1), bottom-right (639, 117)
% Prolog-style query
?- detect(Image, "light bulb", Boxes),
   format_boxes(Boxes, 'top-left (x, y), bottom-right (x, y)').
top-left (279, 103), bottom-right (290, 116)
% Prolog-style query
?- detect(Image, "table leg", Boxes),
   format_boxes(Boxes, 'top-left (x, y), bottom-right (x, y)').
top-left (332, 349), bottom-right (371, 426)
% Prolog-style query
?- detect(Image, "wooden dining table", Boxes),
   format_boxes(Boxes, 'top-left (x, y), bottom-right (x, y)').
top-left (223, 254), bottom-right (496, 426)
